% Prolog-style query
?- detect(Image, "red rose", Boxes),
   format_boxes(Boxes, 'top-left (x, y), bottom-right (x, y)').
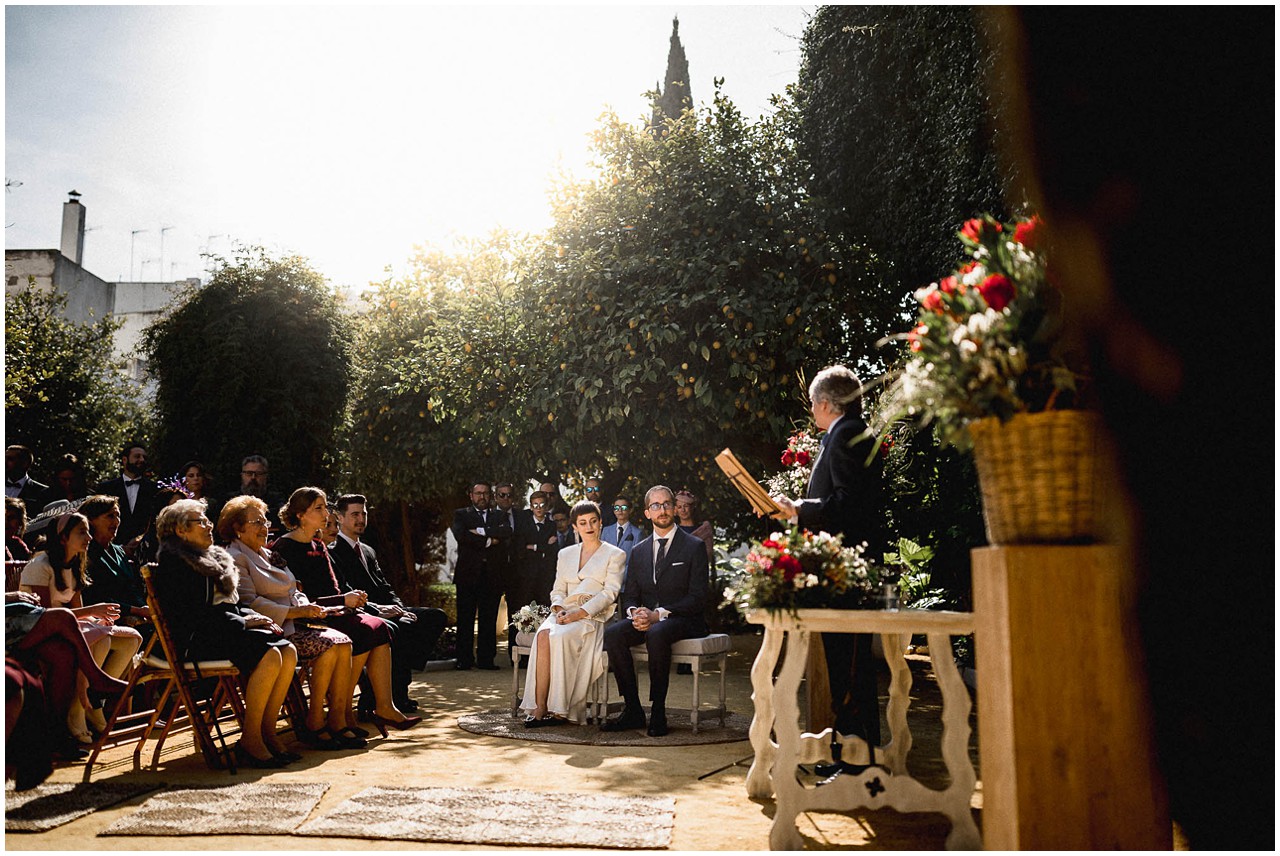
top-left (961, 217), bottom-right (1001, 243)
top-left (761, 539), bottom-right (780, 550)
top-left (795, 450), bottom-right (811, 467)
top-left (781, 450), bottom-right (796, 466)
top-left (977, 273), bottom-right (1016, 311)
top-left (938, 275), bottom-right (959, 295)
top-left (1014, 217), bottom-right (1041, 251)
top-left (921, 289), bottom-right (943, 312)
top-left (775, 553), bottom-right (803, 580)
top-left (959, 261), bottom-right (977, 274)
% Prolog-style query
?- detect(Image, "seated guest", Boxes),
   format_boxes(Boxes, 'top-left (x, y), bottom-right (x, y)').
top-left (35, 453), bottom-right (89, 510)
top-left (135, 483), bottom-right (188, 565)
top-left (220, 496), bottom-right (357, 751)
top-left (329, 494), bottom-right (445, 714)
top-left (602, 485), bottom-right (709, 737)
top-left (81, 495), bottom-right (151, 628)
top-left (272, 487), bottom-right (419, 736)
top-left (521, 501), bottom-right (624, 726)
top-left (151, 499), bottom-right (298, 767)
top-left (319, 504), bottom-right (340, 546)
top-left (6, 591), bottom-right (129, 778)
top-left (19, 512), bottom-right (142, 744)
top-left (5, 497), bottom-right (31, 562)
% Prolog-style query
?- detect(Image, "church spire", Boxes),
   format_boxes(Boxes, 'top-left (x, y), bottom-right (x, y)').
top-left (651, 15), bottom-right (692, 130)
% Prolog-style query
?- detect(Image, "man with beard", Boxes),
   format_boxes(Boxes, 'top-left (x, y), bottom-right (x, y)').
top-left (93, 442), bottom-right (157, 554)
top-left (449, 482), bottom-right (511, 671)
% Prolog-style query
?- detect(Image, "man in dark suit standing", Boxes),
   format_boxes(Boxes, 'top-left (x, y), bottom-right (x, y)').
top-left (449, 481), bottom-right (511, 671)
top-left (773, 365), bottom-right (886, 778)
top-left (602, 485), bottom-right (709, 737)
top-left (5, 445), bottom-right (49, 518)
top-left (93, 441), bottom-right (157, 555)
top-left (330, 493), bottom-right (446, 712)
top-left (513, 490), bottom-right (559, 607)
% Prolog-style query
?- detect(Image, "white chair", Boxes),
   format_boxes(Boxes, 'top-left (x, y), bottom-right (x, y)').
top-left (602, 633), bottom-right (731, 733)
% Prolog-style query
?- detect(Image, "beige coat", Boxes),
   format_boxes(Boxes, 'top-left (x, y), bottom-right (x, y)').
top-left (549, 541), bottom-right (625, 622)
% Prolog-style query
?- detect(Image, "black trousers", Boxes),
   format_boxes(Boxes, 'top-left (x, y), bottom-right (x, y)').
top-left (357, 607), bottom-right (447, 709)
top-left (822, 632), bottom-right (881, 745)
top-left (455, 570), bottom-right (502, 668)
top-left (603, 614), bottom-right (706, 710)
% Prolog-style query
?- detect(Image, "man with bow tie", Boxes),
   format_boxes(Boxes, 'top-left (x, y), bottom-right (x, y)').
top-left (5, 445), bottom-right (49, 518)
top-left (93, 442), bottom-right (158, 554)
top-left (772, 365), bottom-right (886, 779)
top-left (450, 481), bottom-right (512, 671)
top-left (601, 485), bottom-right (709, 737)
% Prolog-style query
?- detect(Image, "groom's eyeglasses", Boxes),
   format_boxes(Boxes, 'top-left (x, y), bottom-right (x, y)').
top-left (647, 501), bottom-right (675, 511)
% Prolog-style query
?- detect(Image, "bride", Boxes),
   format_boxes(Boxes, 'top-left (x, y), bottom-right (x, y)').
top-left (521, 500), bottom-right (625, 726)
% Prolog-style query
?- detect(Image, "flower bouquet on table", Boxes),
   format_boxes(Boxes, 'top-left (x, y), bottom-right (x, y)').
top-left (508, 602), bottom-right (551, 634)
top-left (764, 430), bottom-right (821, 498)
top-left (726, 526), bottom-right (881, 617)
top-left (876, 213), bottom-right (1088, 448)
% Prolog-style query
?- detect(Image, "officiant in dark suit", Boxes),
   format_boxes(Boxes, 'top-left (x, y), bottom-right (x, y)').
top-left (772, 365), bottom-right (886, 778)
top-left (93, 442), bottom-right (158, 554)
top-left (330, 494), bottom-right (446, 712)
top-left (449, 481), bottom-right (512, 671)
top-left (602, 485), bottom-right (709, 737)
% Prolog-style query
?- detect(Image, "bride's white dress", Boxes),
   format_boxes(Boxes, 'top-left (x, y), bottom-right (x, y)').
top-left (520, 540), bottom-right (626, 723)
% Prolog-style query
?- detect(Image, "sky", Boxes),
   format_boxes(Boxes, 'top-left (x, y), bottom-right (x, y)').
top-left (5, 4), bottom-right (813, 289)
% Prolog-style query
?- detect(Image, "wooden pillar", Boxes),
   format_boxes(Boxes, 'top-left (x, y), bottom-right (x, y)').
top-left (805, 633), bottom-right (832, 732)
top-left (973, 545), bottom-right (1170, 849)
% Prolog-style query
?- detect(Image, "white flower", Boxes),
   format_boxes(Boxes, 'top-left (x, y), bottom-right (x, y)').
top-left (951, 325), bottom-right (969, 345)
top-left (805, 574), bottom-right (820, 588)
top-left (915, 283), bottom-right (939, 303)
top-left (962, 265), bottom-right (987, 288)
top-left (959, 340), bottom-right (978, 358)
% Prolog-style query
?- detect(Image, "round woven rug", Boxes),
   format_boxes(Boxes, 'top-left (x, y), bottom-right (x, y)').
top-left (457, 708), bottom-right (751, 746)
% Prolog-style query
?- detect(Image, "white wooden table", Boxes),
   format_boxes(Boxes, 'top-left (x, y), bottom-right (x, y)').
top-left (745, 608), bottom-right (980, 850)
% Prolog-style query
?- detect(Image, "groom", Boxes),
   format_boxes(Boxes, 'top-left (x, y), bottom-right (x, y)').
top-left (602, 485), bottom-right (709, 737)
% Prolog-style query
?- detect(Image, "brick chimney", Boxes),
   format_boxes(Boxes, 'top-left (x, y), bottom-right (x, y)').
top-left (60, 191), bottom-right (85, 265)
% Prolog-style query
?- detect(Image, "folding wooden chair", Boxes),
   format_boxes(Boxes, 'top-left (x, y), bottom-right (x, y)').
top-left (86, 564), bottom-right (245, 775)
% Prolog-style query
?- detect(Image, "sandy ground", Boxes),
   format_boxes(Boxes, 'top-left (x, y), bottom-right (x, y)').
top-left (9, 633), bottom-right (987, 851)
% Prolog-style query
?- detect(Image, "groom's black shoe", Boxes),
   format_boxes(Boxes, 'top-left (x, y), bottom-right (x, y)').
top-left (646, 707), bottom-right (669, 738)
top-left (601, 706), bottom-right (646, 732)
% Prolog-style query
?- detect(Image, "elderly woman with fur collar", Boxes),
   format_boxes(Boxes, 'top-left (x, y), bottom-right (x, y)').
top-left (151, 499), bottom-right (298, 768)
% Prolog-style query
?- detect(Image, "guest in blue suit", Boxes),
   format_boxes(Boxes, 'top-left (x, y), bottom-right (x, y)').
top-left (600, 495), bottom-right (644, 576)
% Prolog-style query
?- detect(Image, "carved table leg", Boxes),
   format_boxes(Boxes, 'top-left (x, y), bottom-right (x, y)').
top-left (746, 626), bottom-right (784, 799)
top-left (881, 632), bottom-right (913, 775)
top-left (769, 629), bottom-right (810, 851)
top-left (927, 631), bottom-right (982, 850)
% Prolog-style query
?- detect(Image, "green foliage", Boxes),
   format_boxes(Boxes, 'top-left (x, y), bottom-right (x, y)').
top-left (794, 6), bottom-right (1015, 293)
top-left (4, 286), bottom-right (150, 481)
top-left (878, 422), bottom-right (986, 609)
top-left (140, 247), bottom-right (353, 492)
top-left (349, 88), bottom-right (895, 537)
top-left (421, 582), bottom-right (458, 627)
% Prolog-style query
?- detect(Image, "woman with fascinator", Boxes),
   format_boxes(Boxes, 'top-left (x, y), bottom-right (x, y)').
top-left (520, 500), bottom-right (624, 727)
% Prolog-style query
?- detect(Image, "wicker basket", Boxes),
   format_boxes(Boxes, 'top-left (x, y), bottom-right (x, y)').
top-left (968, 410), bottom-right (1110, 544)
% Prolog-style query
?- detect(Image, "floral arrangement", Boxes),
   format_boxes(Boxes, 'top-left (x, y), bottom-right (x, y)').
top-left (508, 602), bottom-right (551, 634)
top-left (764, 429), bottom-right (821, 498)
top-left (725, 525), bottom-right (880, 614)
top-left (876, 214), bottom-right (1087, 448)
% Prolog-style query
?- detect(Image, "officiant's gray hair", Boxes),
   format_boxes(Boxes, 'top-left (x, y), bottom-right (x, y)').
top-left (809, 365), bottom-right (865, 416)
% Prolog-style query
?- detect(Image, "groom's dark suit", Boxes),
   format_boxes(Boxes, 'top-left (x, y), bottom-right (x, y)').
top-left (603, 525), bottom-right (709, 715)
top-left (795, 411), bottom-right (885, 747)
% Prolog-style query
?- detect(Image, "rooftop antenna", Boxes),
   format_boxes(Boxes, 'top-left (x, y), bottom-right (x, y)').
top-left (130, 229), bottom-right (149, 281)
top-left (160, 225), bottom-right (174, 280)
